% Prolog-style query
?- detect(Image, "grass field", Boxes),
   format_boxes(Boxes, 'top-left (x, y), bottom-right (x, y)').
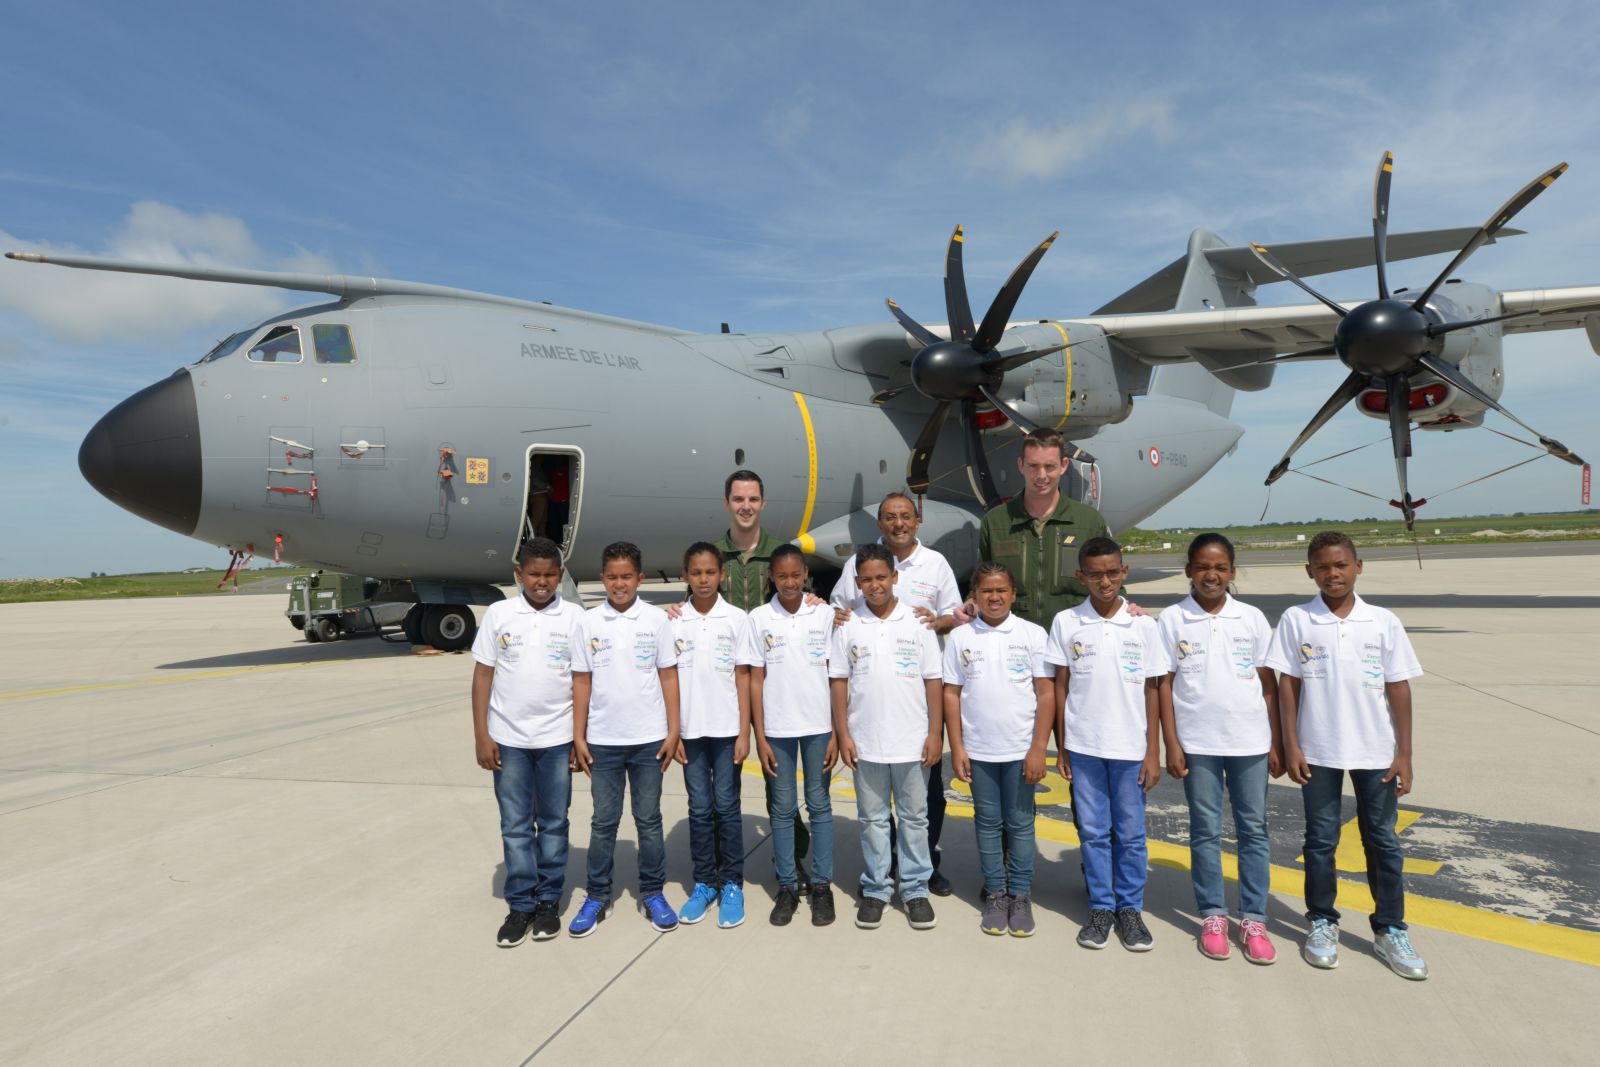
top-left (1120, 509), bottom-right (1600, 552)
top-left (0, 568), bottom-right (313, 605)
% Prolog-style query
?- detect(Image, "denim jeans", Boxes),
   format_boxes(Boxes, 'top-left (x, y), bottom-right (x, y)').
top-left (682, 736), bottom-right (744, 887)
top-left (585, 741), bottom-right (667, 902)
top-left (888, 761), bottom-right (947, 872)
top-left (1069, 752), bottom-right (1147, 912)
top-left (1183, 753), bottom-right (1270, 921)
top-left (1302, 763), bottom-right (1406, 933)
top-left (769, 732), bottom-right (834, 887)
top-left (855, 761), bottom-right (933, 902)
top-left (969, 759), bottom-right (1036, 896)
top-left (494, 742), bottom-right (573, 911)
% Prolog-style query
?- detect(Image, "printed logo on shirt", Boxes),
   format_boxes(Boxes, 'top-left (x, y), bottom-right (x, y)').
top-left (634, 632), bottom-right (658, 671)
top-left (1118, 639), bottom-right (1144, 685)
top-left (714, 632), bottom-right (736, 673)
top-left (1361, 642), bottom-right (1385, 690)
top-left (1176, 637), bottom-right (1204, 674)
top-left (588, 635), bottom-right (613, 668)
top-left (906, 578), bottom-right (938, 609)
top-left (1230, 634), bottom-right (1255, 679)
top-left (674, 637), bottom-right (692, 658)
top-left (894, 636), bottom-right (921, 679)
top-left (806, 629), bottom-right (827, 661)
top-left (499, 632), bottom-right (515, 650)
top-left (546, 633), bottom-right (571, 671)
top-left (1298, 641), bottom-right (1330, 677)
top-left (1006, 645), bottom-right (1031, 680)
top-left (1071, 639), bottom-right (1094, 662)
top-left (959, 646), bottom-right (984, 680)
top-left (848, 642), bottom-right (871, 675)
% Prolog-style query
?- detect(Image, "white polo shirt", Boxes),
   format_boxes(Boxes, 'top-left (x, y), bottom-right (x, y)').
top-left (942, 613), bottom-right (1052, 762)
top-left (572, 597), bottom-right (677, 746)
top-left (829, 539), bottom-right (962, 617)
top-left (471, 592), bottom-right (585, 749)
top-left (1265, 594), bottom-right (1422, 770)
top-left (1045, 598), bottom-right (1166, 761)
top-left (748, 596), bottom-right (834, 739)
top-left (828, 600), bottom-right (943, 763)
top-left (670, 595), bottom-right (759, 739)
top-left (1155, 594), bottom-right (1274, 757)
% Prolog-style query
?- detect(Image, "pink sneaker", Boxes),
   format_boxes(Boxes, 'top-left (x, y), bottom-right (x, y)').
top-left (1239, 919), bottom-right (1277, 965)
top-left (1199, 914), bottom-right (1230, 959)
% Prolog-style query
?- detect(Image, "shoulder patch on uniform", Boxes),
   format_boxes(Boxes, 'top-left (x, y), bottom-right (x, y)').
top-left (1062, 535), bottom-right (1076, 545)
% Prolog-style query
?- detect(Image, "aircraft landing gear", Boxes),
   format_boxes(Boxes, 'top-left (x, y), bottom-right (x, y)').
top-left (401, 604), bottom-right (425, 645)
top-left (421, 603), bottom-right (475, 652)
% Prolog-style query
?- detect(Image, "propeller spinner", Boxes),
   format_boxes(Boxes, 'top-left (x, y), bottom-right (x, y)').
top-left (1251, 153), bottom-right (1585, 529)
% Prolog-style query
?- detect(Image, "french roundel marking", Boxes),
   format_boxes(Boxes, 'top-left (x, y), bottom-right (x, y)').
top-left (1148, 446), bottom-right (1161, 468)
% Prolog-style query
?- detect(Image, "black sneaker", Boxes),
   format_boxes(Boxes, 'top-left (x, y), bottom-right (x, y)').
top-left (855, 896), bottom-right (886, 929)
top-left (530, 900), bottom-right (561, 941)
top-left (496, 910), bottom-right (535, 947)
top-left (1077, 909), bottom-right (1115, 949)
top-left (1115, 908), bottom-right (1154, 952)
top-left (928, 870), bottom-right (953, 897)
top-left (770, 885), bottom-right (801, 927)
top-left (905, 896), bottom-right (937, 930)
top-left (810, 883), bottom-right (836, 927)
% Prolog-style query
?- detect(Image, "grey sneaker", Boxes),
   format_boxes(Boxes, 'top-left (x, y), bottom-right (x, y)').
top-left (980, 890), bottom-right (1010, 936)
top-left (905, 896), bottom-right (937, 930)
top-left (1077, 909), bottom-right (1115, 949)
top-left (1115, 908), bottom-right (1154, 952)
top-left (1302, 918), bottom-right (1340, 969)
top-left (1375, 929), bottom-right (1429, 980)
top-left (1007, 894), bottom-right (1036, 938)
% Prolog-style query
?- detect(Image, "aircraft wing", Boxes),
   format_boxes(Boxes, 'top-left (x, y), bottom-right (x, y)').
top-left (1499, 286), bottom-right (1600, 336)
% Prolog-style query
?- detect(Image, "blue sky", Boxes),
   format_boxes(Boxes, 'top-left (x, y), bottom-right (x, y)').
top-left (4, 0), bottom-right (1599, 577)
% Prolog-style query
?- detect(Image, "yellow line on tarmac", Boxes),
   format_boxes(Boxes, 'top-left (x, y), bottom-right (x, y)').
top-left (0, 660), bottom-right (348, 702)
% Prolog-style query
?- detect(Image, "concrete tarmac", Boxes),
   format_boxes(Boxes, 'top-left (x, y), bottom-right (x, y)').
top-left (1, 547), bottom-right (1597, 1064)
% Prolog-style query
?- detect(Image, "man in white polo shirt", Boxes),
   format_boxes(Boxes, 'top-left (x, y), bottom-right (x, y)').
top-left (831, 544), bottom-right (944, 931)
top-left (472, 537), bottom-right (587, 947)
top-left (831, 491), bottom-right (961, 895)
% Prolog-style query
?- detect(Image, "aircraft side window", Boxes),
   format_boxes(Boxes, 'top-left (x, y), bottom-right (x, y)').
top-left (248, 325), bottom-right (303, 364)
top-left (313, 324), bottom-right (358, 364)
top-left (196, 330), bottom-right (250, 364)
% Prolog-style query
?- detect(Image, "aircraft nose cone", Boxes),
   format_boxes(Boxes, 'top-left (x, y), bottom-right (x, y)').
top-left (79, 369), bottom-right (202, 537)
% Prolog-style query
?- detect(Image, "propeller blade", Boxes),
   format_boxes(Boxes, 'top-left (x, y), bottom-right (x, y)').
top-left (973, 231), bottom-right (1059, 353)
top-left (1411, 162), bottom-right (1568, 311)
top-left (1264, 369), bottom-right (1370, 485)
top-left (1373, 150), bottom-right (1394, 300)
top-left (1416, 354), bottom-right (1588, 466)
top-left (944, 225), bottom-right (975, 344)
top-left (886, 298), bottom-right (941, 348)
top-left (990, 341), bottom-right (1066, 374)
top-left (906, 400), bottom-right (953, 494)
top-left (1248, 243), bottom-right (1350, 318)
top-left (1385, 373), bottom-right (1417, 527)
top-left (960, 398), bottom-right (1000, 505)
top-left (977, 383), bottom-right (1041, 431)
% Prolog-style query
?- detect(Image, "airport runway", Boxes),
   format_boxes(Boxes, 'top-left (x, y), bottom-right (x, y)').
top-left (1, 546), bottom-right (1597, 1064)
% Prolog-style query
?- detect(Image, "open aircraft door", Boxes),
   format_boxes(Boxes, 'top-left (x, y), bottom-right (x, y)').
top-left (1065, 456), bottom-right (1100, 510)
top-left (519, 445), bottom-right (585, 562)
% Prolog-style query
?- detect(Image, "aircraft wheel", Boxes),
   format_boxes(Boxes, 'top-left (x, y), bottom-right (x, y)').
top-left (423, 604), bottom-right (475, 651)
top-left (312, 617), bottom-right (340, 643)
top-left (288, 614), bottom-right (306, 631)
top-left (401, 604), bottom-right (425, 645)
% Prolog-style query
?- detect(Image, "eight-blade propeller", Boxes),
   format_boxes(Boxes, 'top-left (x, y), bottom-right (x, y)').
top-left (1251, 153), bottom-right (1585, 529)
top-left (886, 226), bottom-right (1089, 506)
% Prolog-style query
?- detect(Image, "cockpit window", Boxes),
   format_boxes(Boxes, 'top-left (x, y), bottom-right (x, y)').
top-left (196, 330), bottom-right (250, 364)
top-left (313, 324), bottom-right (358, 364)
top-left (248, 325), bottom-right (303, 364)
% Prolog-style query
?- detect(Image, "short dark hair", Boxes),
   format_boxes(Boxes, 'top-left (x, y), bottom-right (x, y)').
top-left (724, 469), bottom-right (764, 499)
top-left (1021, 427), bottom-right (1069, 460)
top-left (970, 560), bottom-right (1016, 590)
top-left (683, 541), bottom-right (724, 570)
top-left (855, 543), bottom-right (896, 573)
top-left (876, 491), bottom-right (918, 519)
top-left (516, 537), bottom-right (563, 569)
top-left (1307, 530), bottom-right (1357, 561)
top-left (601, 540), bottom-right (643, 572)
top-left (1187, 532), bottom-right (1235, 565)
top-left (1078, 536), bottom-right (1122, 567)
top-left (770, 543), bottom-right (806, 569)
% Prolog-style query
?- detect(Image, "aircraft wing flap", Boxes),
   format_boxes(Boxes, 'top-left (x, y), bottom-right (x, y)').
top-left (1076, 303), bottom-right (1339, 360)
top-left (1498, 286), bottom-right (1600, 334)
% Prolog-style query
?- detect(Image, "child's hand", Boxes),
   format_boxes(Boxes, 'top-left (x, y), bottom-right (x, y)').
top-left (823, 735), bottom-right (839, 772)
top-left (733, 734), bottom-right (750, 766)
top-left (921, 732), bottom-right (942, 769)
top-left (912, 606), bottom-right (937, 629)
top-left (1023, 746), bottom-right (1047, 785)
top-left (952, 750), bottom-right (972, 783)
top-left (1124, 601), bottom-right (1148, 617)
top-left (758, 740), bottom-right (778, 777)
top-left (1383, 755), bottom-right (1413, 798)
top-left (1056, 749), bottom-right (1072, 782)
top-left (1139, 754), bottom-right (1161, 793)
top-left (1165, 744), bottom-right (1187, 779)
top-left (657, 737), bottom-right (682, 772)
top-left (475, 732), bottom-right (501, 772)
top-left (571, 739), bottom-right (594, 777)
top-left (665, 601), bottom-right (687, 620)
top-left (838, 734), bottom-right (859, 770)
top-left (803, 592), bottom-right (826, 607)
top-left (953, 600), bottom-right (978, 625)
top-left (1268, 746), bottom-right (1285, 779)
top-left (1285, 745), bottom-right (1311, 785)
top-left (832, 606), bottom-right (849, 629)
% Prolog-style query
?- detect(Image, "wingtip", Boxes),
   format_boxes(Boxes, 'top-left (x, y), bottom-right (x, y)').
top-left (5, 251), bottom-right (45, 262)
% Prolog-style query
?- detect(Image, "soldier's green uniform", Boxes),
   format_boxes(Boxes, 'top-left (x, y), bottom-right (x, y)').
top-left (978, 494), bottom-right (1110, 628)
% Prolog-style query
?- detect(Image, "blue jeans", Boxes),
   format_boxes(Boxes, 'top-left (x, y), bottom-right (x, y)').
top-left (769, 732), bottom-right (834, 887)
top-left (494, 742), bottom-right (573, 911)
top-left (855, 761), bottom-right (933, 902)
top-left (1302, 763), bottom-right (1406, 933)
top-left (585, 741), bottom-right (667, 903)
top-left (1183, 753), bottom-right (1270, 921)
top-left (682, 736), bottom-right (744, 886)
top-left (889, 761), bottom-right (947, 872)
top-left (969, 759), bottom-right (1036, 896)
top-left (1069, 752), bottom-right (1147, 912)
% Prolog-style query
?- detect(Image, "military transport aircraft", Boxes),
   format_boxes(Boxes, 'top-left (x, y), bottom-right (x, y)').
top-left (10, 153), bottom-right (1597, 650)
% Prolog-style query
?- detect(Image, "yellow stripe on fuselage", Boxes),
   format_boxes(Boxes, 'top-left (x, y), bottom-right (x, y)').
top-left (1046, 321), bottom-right (1073, 429)
top-left (792, 391), bottom-right (818, 540)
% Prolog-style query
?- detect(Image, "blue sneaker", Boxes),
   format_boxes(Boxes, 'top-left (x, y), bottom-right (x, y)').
top-left (568, 895), bottom-right (612, 938)
top-left (679, 882), bottom-right (718, 925)
top-left (639, 892), bottom-right (678, 932)
top-left (718, 883), bottom-right (746, 929)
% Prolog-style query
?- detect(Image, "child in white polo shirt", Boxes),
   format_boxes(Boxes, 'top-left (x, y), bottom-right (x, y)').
top-left (568, 541), bottom-right (681, 938)
top-left (830, 543), bottom-right (944, 931)
top-left (750, 543), bottom-right (838, 927)
top-left (1156, 533), bottom-right (1280, 964)
top-left (943, 562), bottom-right (1053, 938)
top-left (671, 542), bottom-right (759, 930)
top-left (471, 537), bottom-right (587, 947)
top-left (1045, 536), bottom-right (1166, 952)
top-left (1266, 531), bottom-right (1427, 981)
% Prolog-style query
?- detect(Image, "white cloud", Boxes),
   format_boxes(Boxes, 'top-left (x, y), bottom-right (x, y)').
top-left (969, 98), bottom-right (1178, 182)
top-left (0, 202), bottom-right (336, 344)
